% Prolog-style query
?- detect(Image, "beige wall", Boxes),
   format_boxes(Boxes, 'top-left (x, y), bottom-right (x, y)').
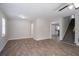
top-left (7, 19), bottom-right (31, 40)
top-left (59, 16), bottom-right (71, 40)
top-left (33, 19), bottom-right (50, 40)
top-left (75, 12), bottom-right (79, 45)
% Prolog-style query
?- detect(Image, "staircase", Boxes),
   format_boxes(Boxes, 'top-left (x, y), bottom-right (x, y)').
top-left (62, 18), bottom-right (75, 44)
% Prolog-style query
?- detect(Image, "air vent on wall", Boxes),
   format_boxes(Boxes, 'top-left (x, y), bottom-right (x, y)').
top-left (58, 3), bottom-right (75, 11)
top-left (58, 3), bottom-right (79, 12)
top-left (59, 5), bottom-right (69, 11)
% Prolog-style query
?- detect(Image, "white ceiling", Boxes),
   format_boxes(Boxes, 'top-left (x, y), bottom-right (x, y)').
top-left (0, 3), bottom-right (77, 21)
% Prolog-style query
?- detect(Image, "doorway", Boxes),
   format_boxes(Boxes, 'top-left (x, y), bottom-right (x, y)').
top-left (51, 23), bottom-right (60, 40)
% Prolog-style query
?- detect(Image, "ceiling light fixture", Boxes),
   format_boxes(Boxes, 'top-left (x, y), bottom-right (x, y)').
top-left (71, 15), bottom-right (75, 18)
top-left (74, 3), bottom-right (79, 9)
top-left (68, 4), bottom-right (74, 9)
top-left (18, 15), bottom-right (27, 19)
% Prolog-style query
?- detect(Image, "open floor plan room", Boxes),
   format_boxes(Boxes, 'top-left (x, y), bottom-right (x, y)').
top-left (0, 3), bottom-right (79, 56)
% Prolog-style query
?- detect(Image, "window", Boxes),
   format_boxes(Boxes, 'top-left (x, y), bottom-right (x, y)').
top-left (2, 17), bottom-right (6, 37)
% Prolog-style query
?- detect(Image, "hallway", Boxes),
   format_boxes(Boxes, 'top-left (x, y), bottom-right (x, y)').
top-left (0, 38), bottom-right (79, 56)
top-left (0, 3), bottom-right (79, 56)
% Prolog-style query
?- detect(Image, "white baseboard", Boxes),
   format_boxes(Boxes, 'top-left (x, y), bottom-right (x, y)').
top-left (8, 37), bottom-right (32, 40)
top-left (76, 43), bottom-right (79, 46)
top-left (33, 37), bottom-right (51, 41)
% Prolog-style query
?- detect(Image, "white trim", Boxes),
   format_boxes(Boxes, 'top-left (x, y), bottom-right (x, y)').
top-left (34, 38), bottom-right (51, 41)
top-left (8, 37), bottom-right (32, 40)
top-left (76, 43), bottom-right (79, 46)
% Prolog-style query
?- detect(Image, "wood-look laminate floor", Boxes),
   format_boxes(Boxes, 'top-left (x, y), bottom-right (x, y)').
top-left (0, 38), bottom-right (79, 56)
